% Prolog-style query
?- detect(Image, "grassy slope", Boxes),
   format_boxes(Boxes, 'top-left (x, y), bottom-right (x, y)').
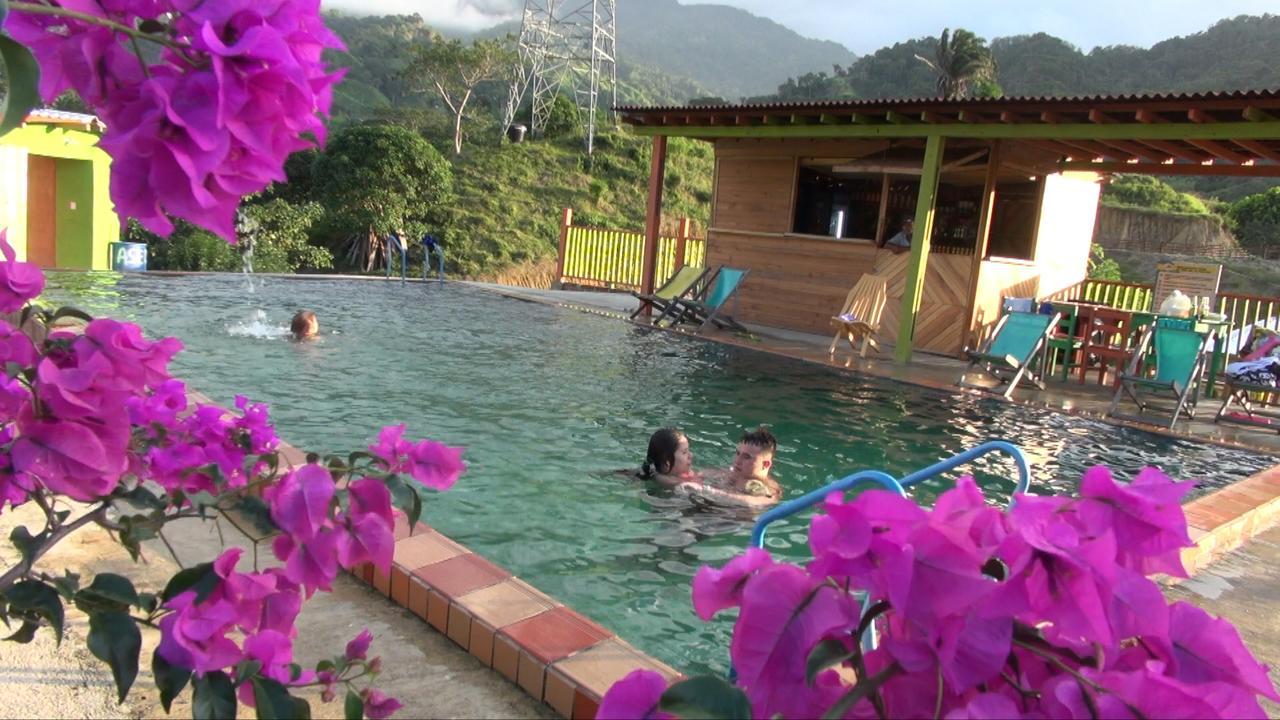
top-left (441, 131), bottom-right (714, 278)
top-left (1107, 249), bottom-right (1280, 297)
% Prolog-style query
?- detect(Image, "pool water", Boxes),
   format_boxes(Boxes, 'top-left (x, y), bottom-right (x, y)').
top-left (40, 273), bottom-right (1277, 675)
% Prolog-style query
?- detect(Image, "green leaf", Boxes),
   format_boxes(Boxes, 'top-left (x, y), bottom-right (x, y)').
top-left (235, 660), bottom-right (262, 685)
top-left (136, 592), bottom-right (158, 614)
top-left (234, 495), bottom-right (278, 537)
top-left (117, 485), bottom-right (167, 511)
top-left (4, 620), bottom-right (38, 644)
top-left (78, 573), bottom-right (140, 613)
top-left (50, 570), bottom-right (81, 599)
top-left (292, 697), bottom-right (312, 720)
top-left (193, 671), bottom-right (237, 720)
top-left (658, 675), bottom-right (752, 720)
top-left (9, 525), bottom-right (44, 567)
top-left (250, 677), bottom-right (298, 720)
top-left (3, 580), bottom-right (64, 644)
top-left (49, 306), bottom-right (96, 324)
top-left (87, 612), bottom-right (141, 703)
top-left (344, 691), bottom-right (363, 720)
top-left (821, 661), bottom-right (901, 720)
top-left (161, 562), bottom-right (218, 604)
top-left (152, 649), bottom-right (192, 714)
top-left (806, 638), bottom-right (855, 686)
top-left (0, 35), bottom-right (40, 138)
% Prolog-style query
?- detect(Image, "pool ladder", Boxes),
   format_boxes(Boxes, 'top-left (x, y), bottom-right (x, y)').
top-left (732, 440), bottom-right (1031, 670)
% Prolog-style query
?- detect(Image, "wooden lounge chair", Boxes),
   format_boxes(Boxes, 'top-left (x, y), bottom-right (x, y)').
top-left (957, 309), bottom-right (1061, 399)
top-left (1108, 318), bottom-right (1211, 429)
top-left (656, 266), bottom-right (751, 333)
top-left (1214, 376), bottom-right (1280, 433)
top-left (629, 265), bottom-right (707, 320)
top-left (829, 273), bottom-right (889, 360)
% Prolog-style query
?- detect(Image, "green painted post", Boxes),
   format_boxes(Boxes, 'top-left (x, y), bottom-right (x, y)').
top-left (895, 134), bottom-right (947, 364)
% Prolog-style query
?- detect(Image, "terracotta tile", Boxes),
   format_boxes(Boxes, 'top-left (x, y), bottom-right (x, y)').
top-left (453, 579), bottom-right (560, 630)
top-left (544, 668), bottom-right (577, 718)
top-left (361, 563), bottom-right (375, 584)
top-left (392, 513), bottom-right (412, 541)
top-left (396, 532), bottom-right (467, 571)
top-left (447, 604), bottom-right (473, 648)
top-left (390, 566), bottom-right (410, 606)
top-left (518, 650), bottom-right (547, 700)
top-left (278, 444), bottom-right (308, 468)
top-left (494, 634), bottom-right (521, 682)
top-left (427, 589), bottom-right (450, 632)
top-left (572, 690), bottom-right (600, 720)
top-left (408, 578), bottom-right (430, 621)
top-left (413, 553), bottom-right (511, 599)
top-left (371, 566), bottom-right (391, 597)
top-left (470, 619), bottom-right (496, 666)
top-left (500, 606), bottom-right (613, 665)
top-left (550, 638), bottom-right (679, 701)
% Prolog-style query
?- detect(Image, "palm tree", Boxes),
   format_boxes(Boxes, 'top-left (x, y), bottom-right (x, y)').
top-left (915, 28), bottom-right (999, 99)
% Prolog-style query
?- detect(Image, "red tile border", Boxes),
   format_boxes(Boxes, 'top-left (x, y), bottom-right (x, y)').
top-left (500, 606), bottom-right (615, 665)
top-left (413, 553), bottom-right (511, 598)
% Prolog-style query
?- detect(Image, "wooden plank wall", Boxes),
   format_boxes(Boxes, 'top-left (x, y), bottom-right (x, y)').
top-left (874, 251), bottom-right (974, 355)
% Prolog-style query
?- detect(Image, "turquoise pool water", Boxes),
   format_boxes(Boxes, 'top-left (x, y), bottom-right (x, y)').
top-left (40, 273), bottom-right (1277, 675)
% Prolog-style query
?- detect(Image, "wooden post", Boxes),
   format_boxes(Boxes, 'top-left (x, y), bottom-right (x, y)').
top-left (964, 141), bottom-right (1001, 348)
top-left (675, 217), bottom-right (691, 270)
top-left (640, 136), bottom-right (668, 314)
top-left (895, 135), bottom-right (947, 364)
top-left (874, 174), bottom-right (892, 245)
top-left (555, 207), bottom-right (573, 289)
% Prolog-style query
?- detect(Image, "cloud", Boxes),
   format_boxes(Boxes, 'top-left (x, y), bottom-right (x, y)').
top-left (324, 0), bottom-right (521, 32)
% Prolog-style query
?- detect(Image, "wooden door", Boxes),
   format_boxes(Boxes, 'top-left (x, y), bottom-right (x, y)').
top-left (26, 156), bottom-right (57, 267)
top-left (875, 250), bottom-right (974, 357)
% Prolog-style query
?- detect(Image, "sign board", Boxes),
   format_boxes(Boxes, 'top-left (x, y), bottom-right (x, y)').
top-left (1152, 261), bottom-right (1222, 312)
top-left (109, 242), bottom-right (148, 272)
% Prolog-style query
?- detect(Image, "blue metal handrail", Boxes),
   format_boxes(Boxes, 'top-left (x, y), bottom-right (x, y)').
top-left (750, 440), bottom-right (1030, 550)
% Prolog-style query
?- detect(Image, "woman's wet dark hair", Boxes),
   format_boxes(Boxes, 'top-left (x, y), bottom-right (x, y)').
top-left (641, 428), bottom-right (684, 478)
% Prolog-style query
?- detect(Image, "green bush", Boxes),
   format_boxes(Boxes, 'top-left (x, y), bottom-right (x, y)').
top-left (1087, 244), bottom-right (1123, 281)
top-left (1102, 174), bottom-right (1209, 215)
top-left (138, 199), bottom-right (332, 273)
top-left (1228, 187), bottom-right (1280, 254)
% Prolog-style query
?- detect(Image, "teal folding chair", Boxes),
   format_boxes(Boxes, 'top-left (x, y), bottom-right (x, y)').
top-left (959, 310), bottom-right (1061, 399)
top-left (1108, 318), bottom-right (1211, 429)
top-left (656, 266), bottom-right (751, 333)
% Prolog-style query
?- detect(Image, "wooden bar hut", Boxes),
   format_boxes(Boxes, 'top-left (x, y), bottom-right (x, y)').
top-left (617, 91), bottom-right (1280, 362)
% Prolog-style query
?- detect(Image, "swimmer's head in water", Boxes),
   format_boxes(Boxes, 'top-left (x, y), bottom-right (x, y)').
top-left (642, 428), bottom-right (692, 478)
top-left (290, 310), bottom-right (319, 340)
top-left (730, 426), bottom-right (776, 482)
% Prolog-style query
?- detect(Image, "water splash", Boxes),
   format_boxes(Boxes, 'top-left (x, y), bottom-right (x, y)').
top-left (226, 309), bottom-right (290, 339)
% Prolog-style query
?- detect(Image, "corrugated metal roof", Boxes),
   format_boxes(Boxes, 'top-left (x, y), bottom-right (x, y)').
top-left (616, 88), bottom-right (1280, 115)
top-left (24, 108), bottom-right (104, 129)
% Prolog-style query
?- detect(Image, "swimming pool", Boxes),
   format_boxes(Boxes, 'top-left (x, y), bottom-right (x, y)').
top-left (40, 273), bottom-right (1277, 675)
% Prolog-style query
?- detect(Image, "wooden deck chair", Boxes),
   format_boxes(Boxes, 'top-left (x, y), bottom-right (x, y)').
top-left (1214, 375), bottom-right (1280, 433)
top-left (656, 266), bottom-right (751, 333)
top-left (958, 309), bottom-right (1061, 399)
top-left (629, 265), bottom-right (707, 320)
top-left (828, 274), bottom-right (888, 360)
top-left (1108, 318), bottom-right (1211, 429)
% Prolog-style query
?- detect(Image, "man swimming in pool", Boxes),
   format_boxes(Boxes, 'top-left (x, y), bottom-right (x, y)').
top-left (678, 427), bottom-right (782, 508)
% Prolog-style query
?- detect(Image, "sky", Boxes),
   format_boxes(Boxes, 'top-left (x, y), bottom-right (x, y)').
top-left (321, 0), bottom-right (1276, 54)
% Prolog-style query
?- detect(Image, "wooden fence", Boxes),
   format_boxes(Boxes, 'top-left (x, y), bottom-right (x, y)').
top-left (555, 208), bottom-right (707, 292)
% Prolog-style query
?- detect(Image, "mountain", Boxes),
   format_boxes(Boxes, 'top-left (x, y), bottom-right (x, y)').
top-left (764, 14), bottom-right (1280, 103)
top-left (481, 0), bottom-right (856, 102)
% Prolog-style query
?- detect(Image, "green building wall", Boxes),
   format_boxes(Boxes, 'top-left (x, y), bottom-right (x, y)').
top-left (0, 122), bottom-right (118, 270)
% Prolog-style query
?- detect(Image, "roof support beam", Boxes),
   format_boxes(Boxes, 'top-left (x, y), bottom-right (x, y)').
top-left (885, 111), bottom-right (918, 124)
top-left (1232, 139), bottom-right (1280, 163)
top-left (1095, 139), bottom-right (1173, 163)
top-left (1058, 161), bottom-right (1280, 177)
top-left (1129, 138), bottom-right (1211, 163)
top-left (1185, 139), bottom-right (1253, 164)
top-left (1244, 107), bottom-right (1277, 122)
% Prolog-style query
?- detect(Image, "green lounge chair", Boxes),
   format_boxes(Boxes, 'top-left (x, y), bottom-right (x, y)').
top-left (1214, 376), bottom-right (1280, 433)
top-left (629, 265), bottom-right (707, 320)
top-left (958, 309), bottom-right (1061, 399)
top-left (656, 266), bottom-right (751, 333)
top-left (1108, 318), bottom-right (1211, 429)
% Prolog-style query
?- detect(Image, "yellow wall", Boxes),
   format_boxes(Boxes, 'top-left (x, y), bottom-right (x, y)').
top-left (0, 122), bottom-right (118, 269)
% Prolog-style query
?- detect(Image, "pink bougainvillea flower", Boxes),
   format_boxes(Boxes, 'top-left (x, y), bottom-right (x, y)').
top-left (691, 547), bottom-right (773, 621)
top-left (11, 407), bottom-right (127, 501)
top-left (596, 669), bottom-right (672, 720)
top-left (345, 629), bottom-right (373, 661)
top-left (1079, 466), bottom-right (1194, 577)
top-left (275, 527), bottom-right (341, 593)
top-left (74, 318), bottom-right (182, 392)
top-left (1164, 601), bottom-right (1280, 700)
top-left (405, 439), bottom-right (466, 490)
top-left (731, 564), bottom-right (858, 720)
top-left (269, 464), bottom-right (336, 541)
top-left (0, 319), bottom-right (38, 369)
top-left (369, 424), bottom-right (410, 469)
top-left (361, 689), bottom-right (404, 720)
top-left (0, 231), bottom-right (46, 312)
top-left (157, 591), bottom-right (244, 673)
top-left (347, 477), bottom-right (393, 526)
top-left (336, 511), bottom-right (394, 574)
top-left (943, 691), bottom-right (1022, 719)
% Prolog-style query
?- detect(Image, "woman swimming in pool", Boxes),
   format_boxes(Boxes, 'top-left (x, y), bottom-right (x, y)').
top-left (639, 428), bottom-right (701, 486)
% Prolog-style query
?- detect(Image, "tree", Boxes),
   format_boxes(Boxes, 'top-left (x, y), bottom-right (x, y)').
top-left (1228, 187), bottom-right (1280, 254)
top-left (914, 28), bottom-right (999, 99)
top-left (403, 35), bottom-right (515, 155)
top-left (311, 124), bottom-right (453, 271)
top-left (1103, 174), bottom-right (1210, 214)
